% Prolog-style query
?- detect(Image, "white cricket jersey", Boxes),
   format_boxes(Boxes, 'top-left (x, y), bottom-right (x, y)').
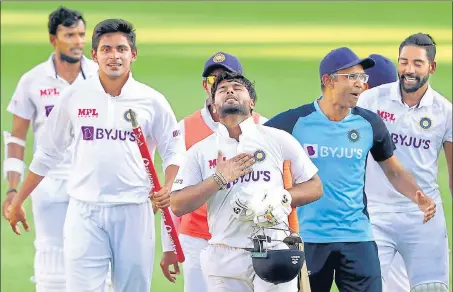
top-left (29, 72), bottom-right (185, 204)
top-left (6, 54), bottom-right (98, 179)
top-left (178, 101), bottom-right (269, 139)
top-left (357, 81), bottom-right (452, 212)
top-left (172, 117), bottom-right (318, 249)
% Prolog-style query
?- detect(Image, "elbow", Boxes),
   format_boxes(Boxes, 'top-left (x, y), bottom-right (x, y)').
top-left (313, 176), bottom-right (324, 202)
top-left (170, 194), bottom-right (185, 217)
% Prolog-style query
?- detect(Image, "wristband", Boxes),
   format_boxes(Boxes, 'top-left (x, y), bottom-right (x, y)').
top-left (6, 189), bottom-right (17, 195)
top-left (212, 173), bottom-right (226, 190)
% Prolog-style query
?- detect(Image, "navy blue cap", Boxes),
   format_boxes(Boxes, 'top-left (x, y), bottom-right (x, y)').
top-left (319, 47), bottom-right (375, 79)
top-left (365, 54), bottom-right (397, 89)
top-left (202, 52), bottom-right (243, 77)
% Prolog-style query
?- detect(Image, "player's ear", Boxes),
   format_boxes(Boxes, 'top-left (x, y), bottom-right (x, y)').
top-left (49, 34), bottom-right (56, 48)
top-left (91, 49), bottom-right (98, 63)
top-left (131, 48), bottom-right (138, 63)
top-left (363, 83), bottom-right (369, 91)
top-left (202, 80), bottom-right (209, 94)
top-left (250, 99), bottom-right (256, 111)
top-left (429, 61), bottom-right (436, 74)
top-left (322, 74), bottom-right (334, 89)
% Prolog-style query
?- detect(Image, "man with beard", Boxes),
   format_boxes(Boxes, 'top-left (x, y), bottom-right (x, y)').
top-left (357, 33), bottom-right (452, 292)
top-left (159, 52), bottom-right (268, 290)
top-left (265, 47), bottom-right (436, 292)
top-left (2, 6), bottom-right (98, 291)
top-left (363, 53), bottom-right (411, 292)
top-left (170, 71), bottom-right (323, 292)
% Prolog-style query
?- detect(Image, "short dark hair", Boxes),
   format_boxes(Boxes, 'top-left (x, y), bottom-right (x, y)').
top-left (399, 33), bottom-right (436, 63)
top-left (211, 72), bottom-right (257, 103)
top-left (92, 19), bottom-right (136, 51)
top-left (48, 6), bottom-right (85, 35)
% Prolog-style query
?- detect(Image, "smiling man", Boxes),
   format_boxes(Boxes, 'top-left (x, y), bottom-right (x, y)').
top-left (358, 33), bottom-right (452, 292)
top-left (2, 7), bottom-right (98, 291)
top-left (6, 18), bottom-right (185, 292)
top-left (265, 47), bottom-right (436, 292)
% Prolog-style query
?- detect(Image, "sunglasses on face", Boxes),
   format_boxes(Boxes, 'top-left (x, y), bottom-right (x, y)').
top-left (204, 75), bottom-right (217, 85)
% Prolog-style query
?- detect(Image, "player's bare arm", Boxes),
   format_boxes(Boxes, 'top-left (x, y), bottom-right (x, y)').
top-left (288, 174), bottom-right (322, 207)
top-left (444, 141), bottom-right (452, 196)
top-left (2, 115), bottom-right (30, 219)
top-left (170, 151), bottom-right (255, 217)
top-left (378, 156), bottom-right (436, 223)
top-left (151, 164), bottom-right (180, 209)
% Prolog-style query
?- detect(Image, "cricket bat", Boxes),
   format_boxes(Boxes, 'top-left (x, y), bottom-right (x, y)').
top-left (129, 109), bottom-right (185, 263)
top-left (283, 160), bottom-right (311, 292)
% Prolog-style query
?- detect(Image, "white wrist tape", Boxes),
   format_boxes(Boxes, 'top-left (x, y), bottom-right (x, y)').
top-left (3, 131), bottom-right (27, 181)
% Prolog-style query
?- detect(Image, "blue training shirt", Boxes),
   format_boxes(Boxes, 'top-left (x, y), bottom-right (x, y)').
top-left (265, 100), bottom-right (395, 243)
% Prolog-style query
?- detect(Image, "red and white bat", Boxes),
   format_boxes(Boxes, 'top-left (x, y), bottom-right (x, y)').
top-left (129, 109), bottom-right (185, 263)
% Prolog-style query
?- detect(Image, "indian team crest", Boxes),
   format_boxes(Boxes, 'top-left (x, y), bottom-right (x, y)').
top-left (347, 129), bottom-right (360, 143)
top-left (212, 53), bottom-right (225, 63)
top-left (124, 109), bottom-right (136, 122)
top-left (419, 117), bottom-right (432, 130)
top-left (253, 150), bottom-right (266, 162)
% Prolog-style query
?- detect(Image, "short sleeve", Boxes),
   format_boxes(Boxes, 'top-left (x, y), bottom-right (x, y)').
top-left (370, 115), bottom-right (395, 162)
top-left (171, 146), bottom-right (203, 192)
top-left (6, 74), bottom-right (36, 120)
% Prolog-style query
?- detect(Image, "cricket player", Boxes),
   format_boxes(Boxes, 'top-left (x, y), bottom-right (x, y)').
top-left (364, 53), bottom-right (411, 292)
top-left (265, 47), bottom-right (436, 292)
top-left (7, 18), bottom-right (185, 292)
top-left (2, 7), bottom-right (99, 291)
top-left (160, 52), bottom-right (267, 291)
top-left (357, 33), bottom-right (452, 292)
top-left (169, 71), bottom-right (323, 292)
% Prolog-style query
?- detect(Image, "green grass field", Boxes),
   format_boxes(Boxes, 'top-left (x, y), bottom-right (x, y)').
top-left (1, 2), bottom-right (451, 291)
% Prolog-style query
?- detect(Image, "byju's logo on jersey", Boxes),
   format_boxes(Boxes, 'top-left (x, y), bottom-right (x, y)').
top-left (303, 144), bottom-right (318, 158)
top-left (78, 109), bottom-right (99, 118)
top-left (45, 105), bottom-right (54, 117)
top-left (377, 110), bottom-right (396, 123)
top-left (81, 126), bottom-right (136, 141)
top-left (303, 144), bottom-right (363, 159)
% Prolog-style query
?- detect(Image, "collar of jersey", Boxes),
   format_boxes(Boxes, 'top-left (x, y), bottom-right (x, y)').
top-left (201, 100), bottom-right (219, 132)
top-left (313, 98), bottom-right (353, 123)
top-left (391, 80), bottom-right (434, 108)
top-left (217, 116), bottom-right (256, 140)
top-left (93, 71), bottom-right (135, 98)
top-left (45, 53), bottom-right (94, 79)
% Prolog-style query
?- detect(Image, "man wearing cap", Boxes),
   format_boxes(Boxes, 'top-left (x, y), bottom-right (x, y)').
top-left (159, 52), bottom-right (267, 291)
top-left (362, 54), bottom-right (411, 292)
top-left (265, 47), bottom-right (436, 292)
top-left (358, 33), bottom-right (451, 292)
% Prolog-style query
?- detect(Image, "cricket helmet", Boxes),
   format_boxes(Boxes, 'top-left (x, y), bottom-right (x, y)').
top-left (250, 234), bottom-right (305, 284)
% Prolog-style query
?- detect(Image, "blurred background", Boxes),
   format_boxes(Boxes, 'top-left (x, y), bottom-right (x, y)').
top-left (1, 1), bottom-right (451, 291)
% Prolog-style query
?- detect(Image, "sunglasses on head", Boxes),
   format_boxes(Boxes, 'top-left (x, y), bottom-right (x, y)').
top-left (204, 75), bottom-right (217, 85)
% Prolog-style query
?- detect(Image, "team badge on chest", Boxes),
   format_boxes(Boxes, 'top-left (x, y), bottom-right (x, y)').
top-left (419, 117), bottom-right (432, 130)
top-left (123, 109), bottom-right (136, 122)
top-left (253, 150), bottom-right (266, 162)
top-left (347, 129), bottom-right (360, 143)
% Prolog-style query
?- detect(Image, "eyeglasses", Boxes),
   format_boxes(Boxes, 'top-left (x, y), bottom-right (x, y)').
top-left (204, 75), bottom-right (216, 85)
top-left (331, 73), bottom-right (369, 83)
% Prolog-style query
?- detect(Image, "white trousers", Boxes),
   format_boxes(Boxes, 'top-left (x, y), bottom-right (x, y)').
top-left (370, 203), bottom-right (449, 290)
top-left (200, 244), bottom-right (298, 292)
top-left (179, 234), bottom-right (209, 292)
top-left (63, 198), bottom-right (155, 292)
top-left (31, 176), bottom-right (69, 292)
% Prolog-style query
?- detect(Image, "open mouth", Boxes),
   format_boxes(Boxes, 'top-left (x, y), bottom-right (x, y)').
top-left (108, 64), bottom-right (122, 69)
top-left (350, 93), bottom-right (359, 97)
top-left (403, 76), bottom-right (418, 85)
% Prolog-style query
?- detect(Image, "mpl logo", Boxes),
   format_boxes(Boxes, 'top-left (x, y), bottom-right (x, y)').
top-left (40, 88), bottom-right (60, 97)
top-left (377, 110), bottom-right (396, 123)
top-left (208, 157), bottom-right (226, 169)
top-left (81, 126), bottom-right (136, 141)
top-left (78, 108), bottom-right (99, 118)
